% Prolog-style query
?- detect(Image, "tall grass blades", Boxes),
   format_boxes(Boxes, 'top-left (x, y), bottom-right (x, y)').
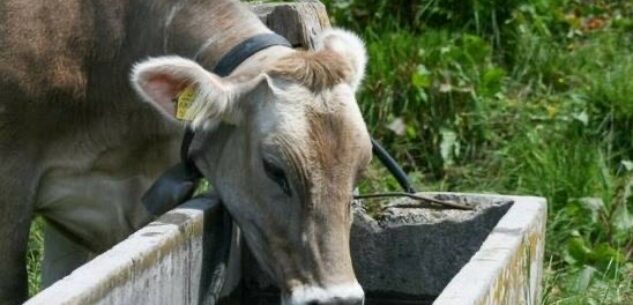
top-left (322, 0), bottom-right (633, 303)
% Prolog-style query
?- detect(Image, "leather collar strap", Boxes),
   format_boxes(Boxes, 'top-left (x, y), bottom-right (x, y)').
top-left (181, 33), bottom-right (292, 176)
top-left (213, 33), bottom-right (292, 77)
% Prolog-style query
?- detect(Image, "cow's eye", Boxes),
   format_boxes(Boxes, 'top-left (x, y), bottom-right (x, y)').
top-left (262, 159), bottom-right (292, 197)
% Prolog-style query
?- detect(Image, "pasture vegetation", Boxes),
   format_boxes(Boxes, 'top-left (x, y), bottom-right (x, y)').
top-left (321, 0), bottom-right (633, 304)
top-left (26, 0), bottom-right (633, 304)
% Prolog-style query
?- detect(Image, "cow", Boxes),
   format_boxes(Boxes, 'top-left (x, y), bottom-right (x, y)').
top-left (0, 0), bottom-right (371, 304)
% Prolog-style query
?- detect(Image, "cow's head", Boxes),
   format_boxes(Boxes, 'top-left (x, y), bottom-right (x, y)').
top-left (131, 29), bottom-right (370, 305)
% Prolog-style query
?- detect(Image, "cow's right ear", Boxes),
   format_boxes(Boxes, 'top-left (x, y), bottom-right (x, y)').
top-left (132, 56), bottom-right (270, 129)
top-left (131, 56), bottom-right (230, 128)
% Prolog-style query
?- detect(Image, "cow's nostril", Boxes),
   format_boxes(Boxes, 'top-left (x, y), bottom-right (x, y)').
top-left (307, 302), bottom-right (320, 305)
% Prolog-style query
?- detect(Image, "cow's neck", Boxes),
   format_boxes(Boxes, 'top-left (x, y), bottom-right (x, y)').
top-left (163, 0), bottom-right (273, 70)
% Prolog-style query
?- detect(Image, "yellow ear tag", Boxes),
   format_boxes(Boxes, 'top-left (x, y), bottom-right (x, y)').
top-left (176, 86), bottom-right (196, 121)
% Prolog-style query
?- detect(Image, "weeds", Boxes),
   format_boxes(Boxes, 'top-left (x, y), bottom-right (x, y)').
top-left (326, 0), bottom-right (633, 303)
top-left (27, 218), bottom-right (43, 296)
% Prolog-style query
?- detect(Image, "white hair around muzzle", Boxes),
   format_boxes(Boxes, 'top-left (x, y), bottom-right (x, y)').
top-left (283, 282), bottom-right (365, 305)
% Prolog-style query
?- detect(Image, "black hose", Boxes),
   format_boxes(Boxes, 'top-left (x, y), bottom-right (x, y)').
top-left (371, 138), bottom-right (416, 194)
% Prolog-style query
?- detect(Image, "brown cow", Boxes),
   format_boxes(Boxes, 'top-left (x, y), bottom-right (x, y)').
top-left (0, 1), bottom-right (370, 304)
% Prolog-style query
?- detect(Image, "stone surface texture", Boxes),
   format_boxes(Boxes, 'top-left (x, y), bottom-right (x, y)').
top-left (28, 192), bottom-right (546, 305)
top-left (241, 193), bottom-right (547, 305)
top-left (351, 194), bottom-right (514, 297)
top-left (432, 193), bottom-right (547, 305)
top-left (25, 198), bottom-right (224, 305)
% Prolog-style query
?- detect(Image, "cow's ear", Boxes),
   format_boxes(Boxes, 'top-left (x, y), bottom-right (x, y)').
top-left (131, 56), bottom-right (227, 129)
top-left (316, 29), bottom-right (367, 91)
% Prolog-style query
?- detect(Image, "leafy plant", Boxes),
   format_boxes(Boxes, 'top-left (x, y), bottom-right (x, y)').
top-left (321, 0), bottom-right (633, 304)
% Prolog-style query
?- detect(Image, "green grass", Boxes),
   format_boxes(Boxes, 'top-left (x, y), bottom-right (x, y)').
top-left (27, 218), bottom-right (44, 297)
top-left (329, 0), bottom-right (633, 304)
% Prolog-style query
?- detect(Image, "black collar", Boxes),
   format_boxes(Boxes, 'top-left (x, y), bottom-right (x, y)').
top-left (182, 33), bottom-right (292, 177)
top-left (213, 33), bottom-right (292, 77)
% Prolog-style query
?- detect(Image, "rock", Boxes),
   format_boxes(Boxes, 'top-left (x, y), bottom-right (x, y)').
top-left (351, 193), bottom-right (513, 298)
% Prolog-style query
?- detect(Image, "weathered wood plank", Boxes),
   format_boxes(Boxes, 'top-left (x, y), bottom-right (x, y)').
top-left (252, 1), bottom-right (330, 49)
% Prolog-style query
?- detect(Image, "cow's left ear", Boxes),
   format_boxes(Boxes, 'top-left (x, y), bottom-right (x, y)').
top-left (316, 29), bottom-right (367, 91)
top-left (131, 56), bottom-right (264, 129)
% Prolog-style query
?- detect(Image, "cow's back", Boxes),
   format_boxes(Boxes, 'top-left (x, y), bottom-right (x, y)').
top-left (0, 0), bottom-right (130, 101)
top-left (0, 0), bottom-right (178, 158)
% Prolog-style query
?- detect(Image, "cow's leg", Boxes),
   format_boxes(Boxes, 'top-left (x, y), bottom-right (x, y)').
top-left (0, 170), bottom-right (36, 305)
top-left (0, 201), bottom-right (31, 305)
top-left (40, 223), bottom-right (94, 288)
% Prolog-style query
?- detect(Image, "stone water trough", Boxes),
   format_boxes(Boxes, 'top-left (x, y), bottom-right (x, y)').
top-left (26, 192), bottom-right (546, 305)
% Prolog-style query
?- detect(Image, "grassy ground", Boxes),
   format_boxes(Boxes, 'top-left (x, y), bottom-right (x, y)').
top-left (27, 218), bottom-right (44, 296)
top-left (27, 0), bottom-right (633, 303)
top-left (324, 0), bottom-right (633, 304)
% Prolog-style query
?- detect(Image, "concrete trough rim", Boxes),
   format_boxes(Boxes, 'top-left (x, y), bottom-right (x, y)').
top-left (25, 198), bottom-right (217, 305)
top-left (429, 193), bottom-right (547, 305)
top-left (27, 192), bottom-right (546, 305)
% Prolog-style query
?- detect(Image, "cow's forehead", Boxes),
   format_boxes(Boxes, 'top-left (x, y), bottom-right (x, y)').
top-left (256, 83), bottom-right (370, 170)
top-left (259, 83), bottom-right (362, 135)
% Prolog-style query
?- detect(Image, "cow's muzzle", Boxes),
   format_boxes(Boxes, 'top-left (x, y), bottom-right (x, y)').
top-left (283, 282), bottom-right (365, 305)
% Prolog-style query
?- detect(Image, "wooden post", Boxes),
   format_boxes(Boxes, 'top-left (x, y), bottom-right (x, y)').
top-left (251, 1), bottom-right (330, 49)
